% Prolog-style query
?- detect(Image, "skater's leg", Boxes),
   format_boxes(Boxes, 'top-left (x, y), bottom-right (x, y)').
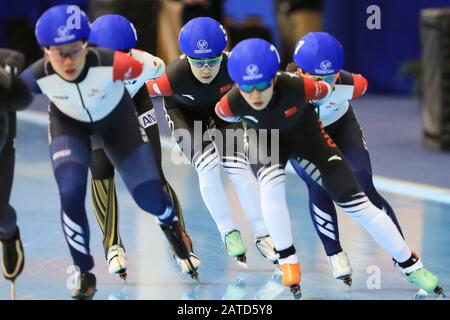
top-left (100, 99), bottom-right (173, 223)
top-left (140, 95), bottom-right (201, 275)
top-left (296, 111), bottom-right (442, 293)
top-left (214, 119), bottom-right (268, 238)
top-left (0, 111), bottom-right (24, 282)
top-left (50, 133), bottom-right (93, 272)
top-left (168, 108), bottom-right (236, 238)
top-left (332, 108), bottom-right (404, 236)
top-left (100, 96), bottom-right (191, 264)
top-left (290, 157), bottom-right (352, 284)
top-left (89, 148), bottom-right (122, 255)
top-left (290, 158), bottom-right (343, 256)
top-left (0, 111), bottom-right (17, 240)
top-left (140, 96), bottom-right (192, 235)
top-left (48, 104), bottom-right (95, 276)
top-left (89, 147), bottom-right (127, 278)
top-left (250, 131), bottom-right (296, 266)
top-left (343, 147), bottom-right (404, 237)
top-left (258, 163), bottom-right (301, 292)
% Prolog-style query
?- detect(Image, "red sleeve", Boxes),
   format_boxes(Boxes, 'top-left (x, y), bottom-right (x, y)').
top-left (215, 94), bottom-right (235, 119)
top-left (303, 77), bottom-right (330, 102)
top-left (113, 51), bottom-right (143, 81)
top-left (146, 73), bottom-right (174, 97)
top-left (352, 73), bottom-right (368, 99)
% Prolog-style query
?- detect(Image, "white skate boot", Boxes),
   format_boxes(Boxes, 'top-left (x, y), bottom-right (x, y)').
top-left (174, 252), bottom-right (201, 280)
top-left (255, 235), bottom-right (279, 264)
top-left (107, 245), bottom-right (128, 280)
top-left (328, 251), bottom-right (353, 286)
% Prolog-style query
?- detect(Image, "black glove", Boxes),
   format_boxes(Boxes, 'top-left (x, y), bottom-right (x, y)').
top-left (0, 49), bottom-right (25, 74)
top-left (0, 66), bottom-right (12, 90)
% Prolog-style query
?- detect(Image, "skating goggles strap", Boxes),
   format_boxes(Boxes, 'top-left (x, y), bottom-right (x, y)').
top-left (45, 42), bottom-right (88, 61)
top-left (239, 80), bottom-right (272, 93)
top-left (187, 55), bottom-right (223, 69)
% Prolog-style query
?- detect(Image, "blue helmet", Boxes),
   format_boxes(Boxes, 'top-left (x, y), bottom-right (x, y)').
top-left (88, 14), bottom-right (137, 51)
top-left (227, 38), bottom-right (280, 85)
top-left (35, 5), bottom-right (90, 46)
top-left (179, 17), bottom-right (227, 59)
top-left (293, 32), bottom-right (344, 75)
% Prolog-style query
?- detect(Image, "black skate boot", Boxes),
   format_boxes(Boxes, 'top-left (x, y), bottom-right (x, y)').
top-left (173, 226), bottom-right (201, 280)
top-left (1, 227), bottom-right (25, 281)
top-left (71, 272), bottom-right (96, 300)
top-left (160, 219), bottom-right (200, 280)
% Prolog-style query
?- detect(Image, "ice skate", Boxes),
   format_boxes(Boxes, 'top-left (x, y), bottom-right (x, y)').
top-left (1, 228), bottom-right (25, 300)
top-left (107, 244), bottom-right (128, 280)
top-left (255, 235), bottom-right (279, 265)
top-left (406, 267), bottom-right (445, 297)
top-left (224, 230), bottom-right (247, 267)
top-left (398, 253), bottom-right (445, 297)
top-left (328, 251), bottom-right (353, 287)
top-left (161, 218), bottom-right (200, 280)
top-left (174, 252), bottom-right (201, 281)
top-left (71, 272), bottom-right (96, 300)
top-left (280, 263), bottom-right (302, 300)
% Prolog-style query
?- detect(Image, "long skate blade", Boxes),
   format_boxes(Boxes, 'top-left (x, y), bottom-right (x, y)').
top-left (118, 270), bottom-right (128, 283)
top-left (290, 284), bottom-right (302, 300)
top-left (343, 276), bottom-right (352, 287)
top-left (434, 286), bottom-right (447, 299)
top-left (189, 270), bottom-right (200, 281)
top-left (10, 281), bottom-right (16, 300)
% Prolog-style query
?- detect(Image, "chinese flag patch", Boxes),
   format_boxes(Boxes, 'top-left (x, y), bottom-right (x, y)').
top-left (284, 106), bottom-right (298, 118)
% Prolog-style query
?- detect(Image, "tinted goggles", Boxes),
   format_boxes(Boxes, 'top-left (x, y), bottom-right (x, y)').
top-left (187, 55), bottom-right (223, 69)
top-left (239, 80), bottom-right (272, 93)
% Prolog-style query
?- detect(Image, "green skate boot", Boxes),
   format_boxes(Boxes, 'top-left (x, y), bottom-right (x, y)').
top-left (407, 268), bottom-right (445, 296)
top-left (224, 230), bottom-right (247, 267)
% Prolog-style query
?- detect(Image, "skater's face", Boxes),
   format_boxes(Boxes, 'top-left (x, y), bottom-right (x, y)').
top-left (188, 54), bottom-right (222, 84)
top-left (44, 41), bottom-right (88, 81)
top-left (239, 79), bottom-right (274, 110)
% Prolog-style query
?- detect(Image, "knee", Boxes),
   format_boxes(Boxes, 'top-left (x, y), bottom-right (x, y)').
top-left (59, 180), bottom-right (86, 211)
top-left (354, 170), bottom-right (376, 193)
top-left (321, 161), bottom-right (362, 203)
top-left (258, 165), bottom-right (285, 190)
top-left (194, 148), bottom-right (221, 177)
top-left (222, 155), bottom-right (253, 182)
top-left (54, 163), bottom-right (87, 209)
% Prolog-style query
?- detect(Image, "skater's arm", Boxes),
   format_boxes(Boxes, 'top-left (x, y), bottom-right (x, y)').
top-left (215, 95), bottom-right (241, 122)
top-left (132, 49), bottom-right (166, 80)
top-left (351, 73), bottom-right (368, 99)
top-left (0, 67), bottom-right (33, 110)
top-left (146, 74), bottom-right (174, 97)
top-left (113, 51), bottom-right (143, 81)
top-left (303, 77), bottom-right (331, 102)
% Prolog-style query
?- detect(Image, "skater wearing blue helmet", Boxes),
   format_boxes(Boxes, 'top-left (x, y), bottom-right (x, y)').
top-left (288, 32), bottom-right (443, 296)
top-left (20, 5), bottom-right (192, 299)
top-left (217, 37), bottom-right (444, 298)
top-left (147, 17), bottom-right (279, 268)
top-left (88, 14), bottom-right (201, 281)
